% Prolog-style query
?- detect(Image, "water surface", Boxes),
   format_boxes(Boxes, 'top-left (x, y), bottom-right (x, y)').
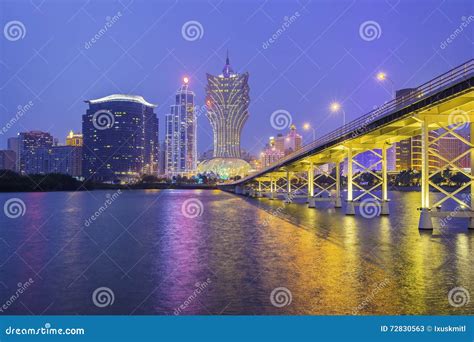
top-left (0, 189), bottom-right (472, 315)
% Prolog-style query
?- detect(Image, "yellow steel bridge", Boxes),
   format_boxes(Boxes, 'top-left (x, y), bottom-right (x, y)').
top-left (221, 59), bottom-right (474, 230)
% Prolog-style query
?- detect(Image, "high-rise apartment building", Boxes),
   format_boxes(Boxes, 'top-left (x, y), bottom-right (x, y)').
top-left (165, 77), bottom-right (197, 176)
top-left (18, 131), bottom-right (54, 174)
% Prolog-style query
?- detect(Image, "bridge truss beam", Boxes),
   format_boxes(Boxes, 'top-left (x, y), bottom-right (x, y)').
top-left (308, 162), bottom-right (342, 208)
top-left (345, 143), bottom-right (390, 216)
top-left (418, 114), bottom-right (474, 230)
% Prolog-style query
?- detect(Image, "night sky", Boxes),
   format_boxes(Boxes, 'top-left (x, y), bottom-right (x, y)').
top-left (0, 0), bottom-right (472, 156)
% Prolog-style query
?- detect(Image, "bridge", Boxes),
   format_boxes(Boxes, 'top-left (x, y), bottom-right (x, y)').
top-left (221, 59), bottom-right (474, 230)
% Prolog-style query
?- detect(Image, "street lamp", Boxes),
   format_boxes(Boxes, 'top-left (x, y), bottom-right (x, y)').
top-left (303, 123), bottom-right (316, 141)
top-left (376, 71), bottom-right (395, 97)
top-left (330, 101), bottom-right (346, 126)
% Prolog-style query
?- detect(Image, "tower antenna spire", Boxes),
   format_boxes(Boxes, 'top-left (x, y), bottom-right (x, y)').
top-left (226, 49), bottom-right (229, 65)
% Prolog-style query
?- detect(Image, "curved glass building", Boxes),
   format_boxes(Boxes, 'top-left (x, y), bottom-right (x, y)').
top-left (82, 94), bottom-right (158, 183)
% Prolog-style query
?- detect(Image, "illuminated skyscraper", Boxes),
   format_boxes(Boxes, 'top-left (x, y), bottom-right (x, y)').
top-left (198, 53), bottom-right (251, 179)
top-left (82, 94), bottom-right (159, 182)
top-left (165, 77), bottom-right (197, 176)
top-left (206, 52), bottom-right (249, 158)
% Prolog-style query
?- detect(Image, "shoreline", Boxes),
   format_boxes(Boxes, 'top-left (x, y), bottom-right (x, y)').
top-left (0, 183), bottom-right (218, 193)
top-left (0, 184), bottom-right (470, 194)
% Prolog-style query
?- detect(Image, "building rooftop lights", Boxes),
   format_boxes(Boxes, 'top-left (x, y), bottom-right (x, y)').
top-left (86, 94), bottom-right (157, 108)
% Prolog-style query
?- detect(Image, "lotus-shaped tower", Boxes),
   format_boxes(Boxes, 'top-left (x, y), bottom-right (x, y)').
top-left (198, 53), bottom-right (251, 179)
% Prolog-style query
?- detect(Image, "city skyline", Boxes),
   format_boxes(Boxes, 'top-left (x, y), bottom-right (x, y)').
top-left (0, 1), bottom-right (473, 338)
top-left (1, 1), bottom-right (472, 157)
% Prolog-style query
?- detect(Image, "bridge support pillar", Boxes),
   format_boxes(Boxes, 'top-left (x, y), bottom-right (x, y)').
top-left (335, 161), bottom-right (342, 208)
top-left (307, 163), bottom-right (314, 207)
top-left (469, 122), bottom-right (474, 229)
top-left (419, 209), bottom-right (433, 230)
top-left (270, 178), bottom-right (275, 200)
top-left (346, 147), bottom-right (355, 215)
top-left (418, 119), bottom-right (432, 229)
top-left (285, 170), bottom-right (292, 203)
top-left (381, 144), bottom-right (390, 215)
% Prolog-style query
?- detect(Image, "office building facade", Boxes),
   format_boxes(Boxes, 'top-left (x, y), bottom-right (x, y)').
top-left (82, 94), bottom-right (159, 182)
top-left (18, 131), bottom-right (54, 174)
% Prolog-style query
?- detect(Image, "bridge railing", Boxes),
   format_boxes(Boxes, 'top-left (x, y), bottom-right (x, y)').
top-left (234, 59), bottom-right (474, 185)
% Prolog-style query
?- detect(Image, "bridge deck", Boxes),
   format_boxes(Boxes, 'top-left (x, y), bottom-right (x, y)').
top-left (229, 59), bottom-right (474, 185)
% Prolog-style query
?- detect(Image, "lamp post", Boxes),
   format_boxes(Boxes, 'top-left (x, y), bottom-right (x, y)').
top-left (376, 71), bottom-right (395, 97)
top-left (303, 123), bottom-right (316, 141)
top-left (330, 101), bottom-right (346, 126)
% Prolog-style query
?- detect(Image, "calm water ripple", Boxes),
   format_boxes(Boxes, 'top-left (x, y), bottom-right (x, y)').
top-left (0, 189), bottom-right (472, 315)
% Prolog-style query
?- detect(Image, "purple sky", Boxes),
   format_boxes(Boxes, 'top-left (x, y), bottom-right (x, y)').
top-left (0, 0), bottom-right (472, 156)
